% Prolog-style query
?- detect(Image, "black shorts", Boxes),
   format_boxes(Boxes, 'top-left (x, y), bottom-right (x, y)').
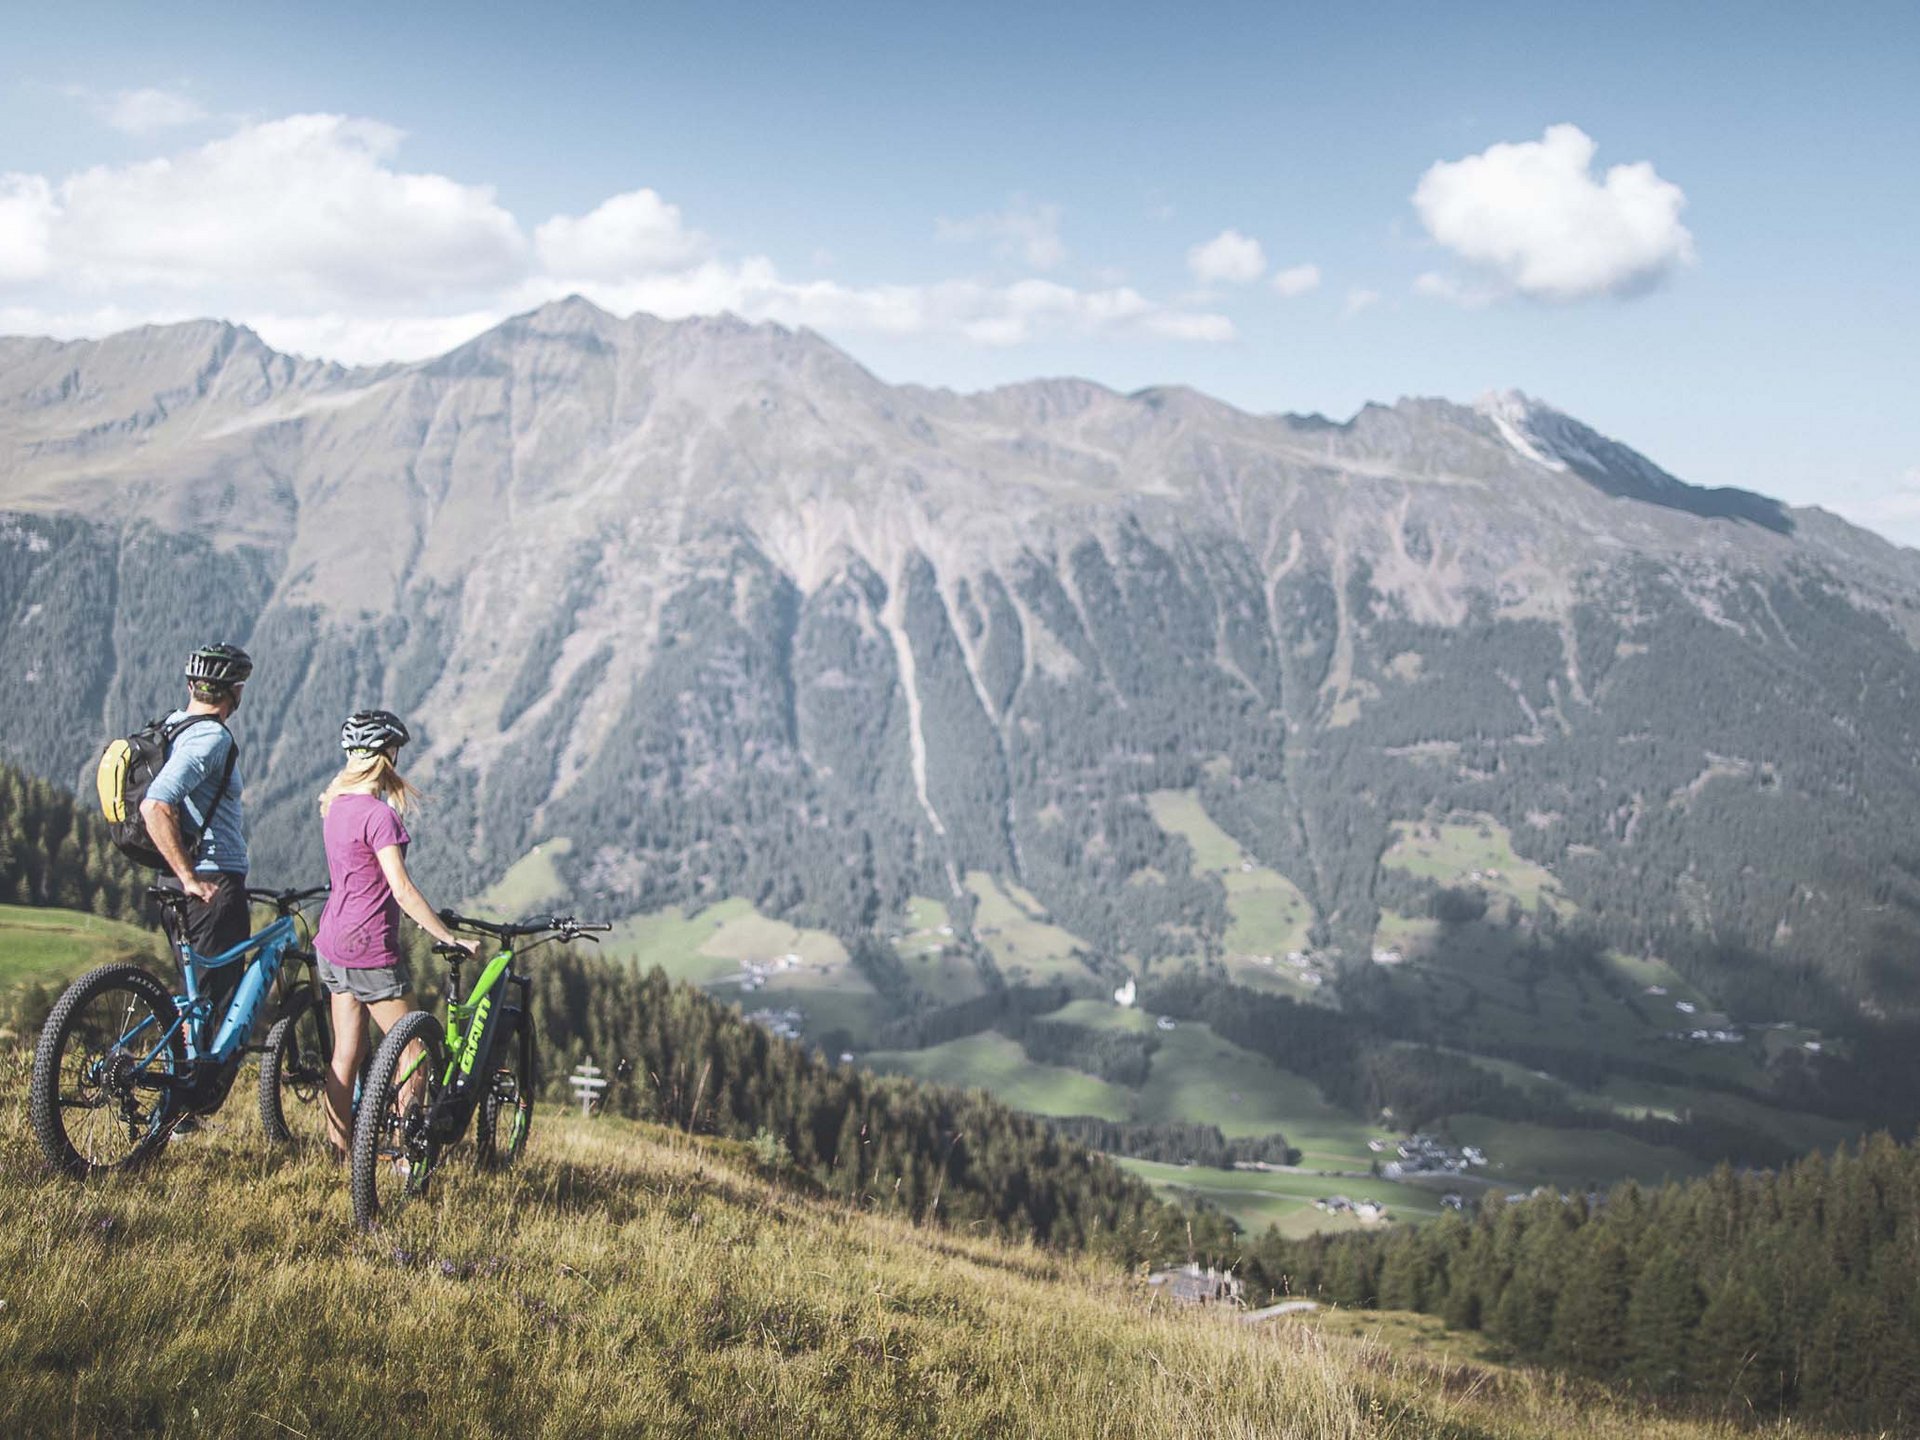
top-left (155, 873), bottom-right (251, 1015)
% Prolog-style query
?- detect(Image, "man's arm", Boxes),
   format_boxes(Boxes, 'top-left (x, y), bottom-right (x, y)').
top-left (141, 798), bottom-right (217, 902)
top-left (143, 721), bottom-right (223, 900)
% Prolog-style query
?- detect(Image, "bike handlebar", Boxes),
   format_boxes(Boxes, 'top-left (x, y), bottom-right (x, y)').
top-left (147, 882), bottom-right (329, 915)
top-left (247, 884), bottom-right (332, 914)
top-left (437, 910), bottom-right (612, 943)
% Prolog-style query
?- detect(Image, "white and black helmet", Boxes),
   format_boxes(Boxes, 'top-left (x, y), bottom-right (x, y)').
top-left (184, 642), bottom-right (253, 687)
top-left (340, 709), bottom-right (410, 755)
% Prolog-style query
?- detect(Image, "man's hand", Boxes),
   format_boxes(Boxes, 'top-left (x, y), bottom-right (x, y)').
top-left (140, 797), bottom-right (207, 896)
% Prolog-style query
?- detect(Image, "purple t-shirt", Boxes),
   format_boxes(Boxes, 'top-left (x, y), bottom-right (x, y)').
top-left (314, 792), bottom-right (412, 969)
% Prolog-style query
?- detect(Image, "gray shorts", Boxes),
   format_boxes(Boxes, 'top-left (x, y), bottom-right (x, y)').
top-left (315, 953), bottom-right (410, 1004)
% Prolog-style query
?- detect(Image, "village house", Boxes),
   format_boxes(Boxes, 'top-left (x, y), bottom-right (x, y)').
top-left (1147, 1263), bottom-right (1243, 1306)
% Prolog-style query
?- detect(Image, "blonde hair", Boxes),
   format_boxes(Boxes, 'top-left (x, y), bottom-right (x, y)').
top-left (319, 750), bottom-right (423, 818)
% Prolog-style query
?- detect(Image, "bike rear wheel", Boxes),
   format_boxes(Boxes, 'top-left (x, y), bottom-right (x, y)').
top-left (258, 987), bottom-right (332, 1148)
top-left (350, 1009), bottom-right (446, 1229)
top-left (30, 962), bottom-right (186, 1177)
top-left (474, 1016), bottom-right (534, 1169)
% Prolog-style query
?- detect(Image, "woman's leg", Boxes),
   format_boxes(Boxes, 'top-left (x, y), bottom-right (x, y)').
top-left (367, 995), bottom-right (424, 1110)
top-left (324, 991), bottom-right (368, 1157)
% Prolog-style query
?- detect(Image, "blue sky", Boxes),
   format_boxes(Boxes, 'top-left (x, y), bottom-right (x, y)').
top-left (2, 0), bottom-right (1916, 537)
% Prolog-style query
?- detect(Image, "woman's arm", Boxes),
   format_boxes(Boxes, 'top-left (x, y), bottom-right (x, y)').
top-left (375, 845), bottom-right (477, 951)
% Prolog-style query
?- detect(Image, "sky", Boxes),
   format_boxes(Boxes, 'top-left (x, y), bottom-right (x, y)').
top-left (2, 0), bottom-right (1916, 539)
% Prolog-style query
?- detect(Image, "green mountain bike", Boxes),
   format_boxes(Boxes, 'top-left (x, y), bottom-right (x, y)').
top-left (350, 910), bottom-right (608, 1227)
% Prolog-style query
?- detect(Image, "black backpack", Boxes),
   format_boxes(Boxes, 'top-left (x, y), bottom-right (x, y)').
top-left (95, 715), bottom-right (237, 870)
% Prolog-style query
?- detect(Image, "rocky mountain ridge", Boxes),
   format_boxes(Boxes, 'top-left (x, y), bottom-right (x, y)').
top-left (5, 298), bottom-right (1919, 1024)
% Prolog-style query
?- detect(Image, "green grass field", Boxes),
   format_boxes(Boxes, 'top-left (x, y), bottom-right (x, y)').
top-left (465, 836), bottom-right (575, 916)
top-left (964, 872), bottom-right (1096, 985)
top-left (1049, 997), bottom-right (1151, 1034)
top-left (605, 900), bottom-right (852, 987)
top-left (1373, 913), bottom-right (1766, 1093)
top-left (1146, 790), bottom-right (1318, 993)
top-left (1379, 815), bottom-right (1572, 915)
top-left (1131, 1024), bottom-right (1374, 1158)
top-left (869, 1006), bottom-right (1390, 1175)
top-left (1118, 1158), bottom-right (1447, 1237)
top-left (603, 899), bottom-right (875, 1045)
top-left (863, 1031), bottom-right (1131, 1119)
top-left (0, 904), bottom-right (159, 991)
top-left (1446, 1115), bottom-right (1708, 1190)
top-left (888, 896), bottom-right (985, 1006)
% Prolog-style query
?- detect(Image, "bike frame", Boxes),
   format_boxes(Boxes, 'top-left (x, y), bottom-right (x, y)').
top-left (113, 916), bottom-right (304, 1090)
top-left (399, 941), bottom-right (532, 1143)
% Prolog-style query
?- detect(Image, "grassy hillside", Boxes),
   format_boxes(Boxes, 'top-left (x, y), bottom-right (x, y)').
top-left (0, 1051), bottom-right (1836, 1440)
top-left (1118, 1158), bottom-right (1448, 1238)
top-left (0, 903), bottom-right (158, 990)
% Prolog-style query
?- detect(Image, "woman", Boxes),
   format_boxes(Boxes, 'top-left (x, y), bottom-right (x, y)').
top-left (313, 709), bottom-right (475, 1158)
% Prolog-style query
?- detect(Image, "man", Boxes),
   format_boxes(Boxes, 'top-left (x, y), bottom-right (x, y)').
top-left (141, 642), bottom-right (253, 1023)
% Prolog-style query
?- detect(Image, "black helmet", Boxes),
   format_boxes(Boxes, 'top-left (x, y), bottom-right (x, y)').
top-left (184, 642), bottom-right (252, 686)
top-left (341, 709), bottom-right (410, 755)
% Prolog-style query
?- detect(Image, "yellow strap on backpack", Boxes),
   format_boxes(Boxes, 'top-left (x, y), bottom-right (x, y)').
top-left (97, 739), bottom-right (133, 824)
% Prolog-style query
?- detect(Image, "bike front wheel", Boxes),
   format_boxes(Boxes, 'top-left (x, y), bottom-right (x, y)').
top-left (474, 1016), bottom-right (534, 1170)
top-left (350, 1009), bottom-right (446, 1229)
top-left (258, 986), bottom-right (332, 1148)
top-left (30, 962), bottom-right (186, 1177)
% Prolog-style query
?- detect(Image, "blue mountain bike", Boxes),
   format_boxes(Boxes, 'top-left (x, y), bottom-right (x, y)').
top-left (29, 883), bottom-right (330, 1177)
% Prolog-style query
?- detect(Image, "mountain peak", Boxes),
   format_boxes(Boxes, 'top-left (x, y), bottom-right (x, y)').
top-left (1473, 389), bottom-right (1568, 472)
top-left (525, 293), bottom-right (619, 332)
top-left (1473, 388), bottom-right (1792, 534)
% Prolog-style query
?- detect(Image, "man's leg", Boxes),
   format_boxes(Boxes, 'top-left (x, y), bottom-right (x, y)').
top-left (323, 991), bottom-right (366, 1158)
top-left (183, 873), bottom-right (251, 1036)
top-left (167, 874), bottom-right (250, 1134)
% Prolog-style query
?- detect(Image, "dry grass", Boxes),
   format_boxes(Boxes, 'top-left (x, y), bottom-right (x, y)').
top-left (0, 1048), bottom-right (1842, 1439)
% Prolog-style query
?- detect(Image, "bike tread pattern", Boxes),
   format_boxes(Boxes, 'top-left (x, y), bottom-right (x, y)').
top-left (258, 987), bottom-right (327, 1146)
top-left (29, 962), bottom-right (184, 1178)
top-left (350, 1008), bottom-right (444, 1230)
top-left (475, 1016), bottom-right (534, 1170)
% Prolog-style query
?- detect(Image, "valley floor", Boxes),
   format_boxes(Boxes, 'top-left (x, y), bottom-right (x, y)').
top-left (0, 1050), bottom-right (1839, 1440)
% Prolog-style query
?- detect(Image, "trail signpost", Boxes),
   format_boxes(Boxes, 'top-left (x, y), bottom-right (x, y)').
top-left (570, 1059), bottom-right (609, 1117)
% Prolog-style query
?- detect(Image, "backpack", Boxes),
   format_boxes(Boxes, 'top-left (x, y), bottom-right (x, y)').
top-left (95, 715), bottom-right (238, 871)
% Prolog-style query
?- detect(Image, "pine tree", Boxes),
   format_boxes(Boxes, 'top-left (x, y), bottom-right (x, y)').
top-left (1550, 1230), bottom-right (1630, 1375)
top-left (1690, 1277), bottom-right (1782, 1414)
top-left (1624, 1245), bottom-right (1702, 1394)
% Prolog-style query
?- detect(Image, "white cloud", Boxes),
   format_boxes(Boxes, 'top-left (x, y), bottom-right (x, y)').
top-left (1412, 124), bottom-right (1695, 302)
top-left (0, 174), bottom-right (56, 282)
top-left (1187, 228), bottom-right (1265, 285)
top-left (1344, 287), bottom-right (1381, 316)
top-left (1270, 262), bottom-right (1321, 298)
top-left (102, 87), bottom-right (208, 135)
top-left (0, 113), bottom-right (1232, 362)
top-left (935, 199), bottom-right (1066, 270)
top-left (54, 115), bottom-right (526, 301)
top-left (534, 188), bottom-right (706, 279)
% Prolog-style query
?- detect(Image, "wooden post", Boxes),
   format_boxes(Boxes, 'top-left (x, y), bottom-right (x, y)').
top-left (570, 1059), bottom-right (609, 1118)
